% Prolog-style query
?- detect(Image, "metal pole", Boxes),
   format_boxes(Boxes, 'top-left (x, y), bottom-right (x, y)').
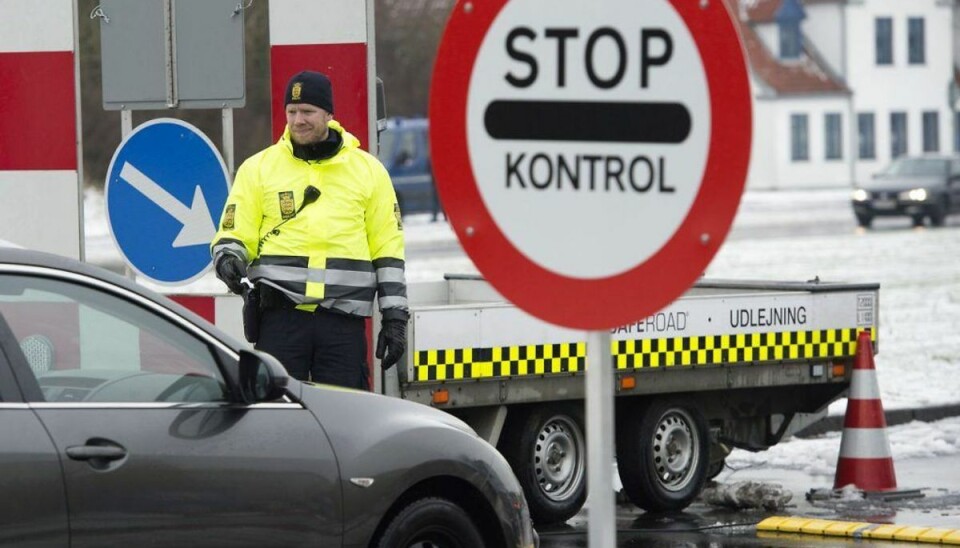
top-left (586, 329), bottom-right (615, 547)
top-left (73, 0), bottom-right (86, 262)
top-left (365, 0), bottom-right (378, 155)
top-left (222, 107), bottom-right (235, 177)
top-left (120, 109), bottom-right (133, 280)
top-left (121, 109), bottom-right (133, 139)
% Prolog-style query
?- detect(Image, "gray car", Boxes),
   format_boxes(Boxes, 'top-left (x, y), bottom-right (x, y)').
top-left (851, 155), bottom-right (960, 228)
top-left (0, 248), bottom-right (536, 548)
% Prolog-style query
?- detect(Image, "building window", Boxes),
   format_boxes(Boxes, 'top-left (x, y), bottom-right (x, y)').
top-left (858, 113), bottom-right (876, 160)
top-left (891, 112), bottom-right (908, 158)
top-left (775, 0), bottom-right (806, 60)
top-left (780, 22), bottom-right (802, 59)
top-left (825, 113), bottom-right (843, 160)
top-left (791, 114), bottom-right (809, 161)
top-left (955, 112), bottom-right (960, 153)
top-left (908, 17), bottom-right (925, 65)
top-left (876, 17), bottom-right (893, 65)
top-left (922, 111), bottom-right (939, 152)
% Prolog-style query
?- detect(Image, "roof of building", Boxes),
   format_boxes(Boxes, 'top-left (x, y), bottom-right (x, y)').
top-left (743, 0), bottom-right (844, 23)
top-left (726, 0), bottom-right (849, 95)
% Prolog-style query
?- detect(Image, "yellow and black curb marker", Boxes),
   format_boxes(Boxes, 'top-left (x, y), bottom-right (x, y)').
top-left (414, 327), bottom-right (874, 383)
top-left (757, 516), bottom-right (960, 544)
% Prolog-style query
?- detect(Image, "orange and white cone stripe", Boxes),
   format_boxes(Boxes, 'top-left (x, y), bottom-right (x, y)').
top-left (833, 330), bottom-right (897, 491)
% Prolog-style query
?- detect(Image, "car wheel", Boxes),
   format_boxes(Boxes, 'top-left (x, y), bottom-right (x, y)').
top-left (929, 201), bottom-right (947, 227)
top-left (616, 398), bottom-right (709, 512)
top-left (912, 214), bottom-right (925, 227)
top-left (855, 212), bottom-right (873, 228)
top-left (376, 497), bottom-right (485, 548)
top-left (502, 405), bottom-right (587, 524)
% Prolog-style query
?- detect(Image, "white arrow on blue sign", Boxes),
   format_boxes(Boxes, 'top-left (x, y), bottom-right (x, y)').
top-left (105, 118), bottom-right (229, 285)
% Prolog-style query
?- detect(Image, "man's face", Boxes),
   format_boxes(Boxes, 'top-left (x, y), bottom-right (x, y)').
top-left (286, 104), bottom-right (332, 145)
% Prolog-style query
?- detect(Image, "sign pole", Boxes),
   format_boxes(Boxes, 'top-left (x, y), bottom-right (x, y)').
top-left (221, 107), bottom-right (235, 176)
top-left (586, 329), bottom-right (615, 547)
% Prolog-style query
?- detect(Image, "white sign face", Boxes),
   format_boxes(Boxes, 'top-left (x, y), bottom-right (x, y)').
top-left (466, 0), bottom-right (710, 279)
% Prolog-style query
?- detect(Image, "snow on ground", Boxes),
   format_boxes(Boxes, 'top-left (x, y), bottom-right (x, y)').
top-left (84, 186), bottom-right (960, 465)
top-left (726, 417), bottom-right (960, 478)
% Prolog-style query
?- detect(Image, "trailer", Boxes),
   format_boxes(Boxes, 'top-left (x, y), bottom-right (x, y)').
top-left (378, 275), bottom-right (880, 524)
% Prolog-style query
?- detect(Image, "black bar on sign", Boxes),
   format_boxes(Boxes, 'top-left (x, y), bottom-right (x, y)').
top-left (483, 100), bottom-right (691, 143)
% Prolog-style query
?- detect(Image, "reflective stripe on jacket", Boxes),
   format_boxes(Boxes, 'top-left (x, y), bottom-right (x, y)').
top-left (210, 120), bottom-right (407, 318)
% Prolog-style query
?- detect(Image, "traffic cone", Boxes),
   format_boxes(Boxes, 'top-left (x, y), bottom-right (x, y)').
top-left (833, 330), bottom-right (897, 491)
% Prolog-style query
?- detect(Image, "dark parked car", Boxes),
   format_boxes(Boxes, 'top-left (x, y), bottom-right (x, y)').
top-left (851, 155), bottom-right (960, 228)
top-left (0, 247), bottom-right (536, 548)
top-left (377, 117), bottom-right (443, 220)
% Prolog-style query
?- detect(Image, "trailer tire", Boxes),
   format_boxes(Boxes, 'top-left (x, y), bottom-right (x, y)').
top-left (502, 405), bottom-right (586, 524)
top-left (616, 399), bottom-right (709, 513)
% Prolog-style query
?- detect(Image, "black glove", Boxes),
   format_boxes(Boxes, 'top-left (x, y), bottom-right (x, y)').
top-left (215, 254), bottom-right (247, 295)
top-left (376, 318), bottom-right (407, 370)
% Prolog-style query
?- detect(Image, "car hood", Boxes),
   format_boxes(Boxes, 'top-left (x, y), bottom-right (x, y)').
top-left (297, 382), bottom-right (477, 436)
top-left (862, 174), bottom-right (944, 191)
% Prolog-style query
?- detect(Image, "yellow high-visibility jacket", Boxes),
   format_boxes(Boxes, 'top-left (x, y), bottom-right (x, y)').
top-left (211, 120), bottom-right (407, 319)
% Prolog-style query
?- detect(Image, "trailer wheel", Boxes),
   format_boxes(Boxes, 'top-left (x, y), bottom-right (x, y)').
top-left (502, 405), bottom-right (586, 524)
top-left (616, 399), bottom-right (709, 512)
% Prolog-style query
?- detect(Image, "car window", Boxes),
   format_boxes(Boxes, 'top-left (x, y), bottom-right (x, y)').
top-left (951, 160), bottom-right (960, 177)
top-left (377, 129), bottom-right (396, 167)
top-left (421, 128), bottom-right (431, 162)
top-left (882, 158), bottom-right (948, 176)
top-left (0, 274), bottom-right (228, 404)
top-left (396, 129), bottom-right (418, 166)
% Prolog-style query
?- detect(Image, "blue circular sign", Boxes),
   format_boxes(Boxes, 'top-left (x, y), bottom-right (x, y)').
top-left (105, 118), bottom-right (230, 285)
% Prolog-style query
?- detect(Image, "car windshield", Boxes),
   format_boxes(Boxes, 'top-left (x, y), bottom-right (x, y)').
top-left (881, 158), bottom-right (948, 176)
top-left (378, 130), bottom-right (397, 167)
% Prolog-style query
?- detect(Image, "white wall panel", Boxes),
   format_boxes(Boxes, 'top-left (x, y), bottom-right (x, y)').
top-left (268, 0), bottom-right (367, 45)
top-left (0, 0), bottom-right (74, 52)
top-left (0, 171), bottom-right (81, 259)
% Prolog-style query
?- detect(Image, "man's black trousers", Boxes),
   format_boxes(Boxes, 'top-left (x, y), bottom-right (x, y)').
top-left (256, 306), bottom-right (368, 389)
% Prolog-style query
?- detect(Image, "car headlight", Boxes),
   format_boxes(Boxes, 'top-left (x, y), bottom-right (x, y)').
top-left (898, 188), bottom-right (928, 201)
top-left (851, 189), bottom-right (869, 201)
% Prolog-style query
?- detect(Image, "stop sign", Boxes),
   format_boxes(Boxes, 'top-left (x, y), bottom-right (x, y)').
top-left (429, 0), bottom-right (751, 329)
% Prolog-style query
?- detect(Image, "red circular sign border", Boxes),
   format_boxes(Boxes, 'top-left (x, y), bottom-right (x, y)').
top-left (429, 0), bottom-right (751, 329)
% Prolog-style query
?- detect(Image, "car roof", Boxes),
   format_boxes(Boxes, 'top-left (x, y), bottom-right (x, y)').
top-left (383, 117), bottom-right (428, 131)
top-left (0, 247), bottom-right (240, 348)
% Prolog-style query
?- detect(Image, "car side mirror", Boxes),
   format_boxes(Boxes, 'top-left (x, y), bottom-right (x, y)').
top-left (238, 349), bottom-right (288, 404)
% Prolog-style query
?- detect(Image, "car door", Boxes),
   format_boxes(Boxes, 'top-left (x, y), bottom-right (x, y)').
top-left (0, 318), bottom-right (68, 547)
top-left (0, 270), bottom-right (342, 548)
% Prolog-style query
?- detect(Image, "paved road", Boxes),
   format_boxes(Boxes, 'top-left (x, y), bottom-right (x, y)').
top-left (538, 455), bottom-right (960, 547)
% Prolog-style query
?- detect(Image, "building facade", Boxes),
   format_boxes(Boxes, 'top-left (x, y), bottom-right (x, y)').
top-left (732, 0), bottom-right (957, 190)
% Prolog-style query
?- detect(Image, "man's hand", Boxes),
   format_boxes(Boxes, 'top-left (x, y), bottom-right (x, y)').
top-left (376, 318), bottom-right (407, 369)
top-left (215, 254), bottom-right (247, 295)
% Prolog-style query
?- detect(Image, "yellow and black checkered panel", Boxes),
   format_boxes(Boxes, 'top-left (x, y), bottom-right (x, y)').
top-left (613, 328), bottom-right (869, 369)
top-left (412, 328), bottom-right (872, 382)
top-left (415, 343), bottom-right (585, 382)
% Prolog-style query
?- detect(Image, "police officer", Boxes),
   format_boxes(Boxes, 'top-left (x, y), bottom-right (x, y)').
top-left (211, 70), bottom-right (408, 388)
